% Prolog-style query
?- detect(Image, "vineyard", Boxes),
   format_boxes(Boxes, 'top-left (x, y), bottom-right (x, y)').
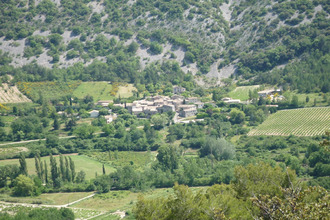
top-left (17, 81), bottom-right (81, 101)
top-left (248, 107), bottom-right (330, 136)
top-left (0, 83), bottom-right (31, 103)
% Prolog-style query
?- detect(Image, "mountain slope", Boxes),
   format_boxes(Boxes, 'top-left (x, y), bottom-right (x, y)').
top-left (0, 0), bottom-right (329, 90)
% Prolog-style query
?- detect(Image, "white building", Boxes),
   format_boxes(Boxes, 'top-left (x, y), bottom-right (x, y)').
top-left (90, 110), bottom-right (99, 118)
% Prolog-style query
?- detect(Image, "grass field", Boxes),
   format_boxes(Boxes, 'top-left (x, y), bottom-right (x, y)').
top-left (292, 92), bottom-right (328, 107)
top-left (0, 191), bottom-right (93, 205)
top-left (248, 107), bottom-right (330, 136)
top-left (228, 85), bottom-right (260, 101)
top-left (85, 151), bottom-right (157, 170)
top-left (73, 82), bottom-right (136, 101)
top-left (0, 147), bottom-right (28, 159)
top-left (0, 154), bottom-right (116, 180)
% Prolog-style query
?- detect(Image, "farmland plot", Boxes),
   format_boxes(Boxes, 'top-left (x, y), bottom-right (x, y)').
top-left (0, 83), bottom-right (31, 103)
top-left (228, 85), bottom-right (260, 101)
top-left (248, 107), bottom-right (330, 136)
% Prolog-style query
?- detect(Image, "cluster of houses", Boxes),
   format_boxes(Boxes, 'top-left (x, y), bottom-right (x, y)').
top-left (257, 88), bottom-right (284, 101)
top-left (222, 88), bottom-right (284, 104)
top-left (113, 95), bottom-right (204, 118)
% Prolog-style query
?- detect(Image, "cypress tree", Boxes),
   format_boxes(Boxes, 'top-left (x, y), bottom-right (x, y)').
top-left (53, 116), bottom-right (60, 130)
top-left (19, 153), bottom-right (28, 176)
top-left (103, 164), bottom-right (106, 175)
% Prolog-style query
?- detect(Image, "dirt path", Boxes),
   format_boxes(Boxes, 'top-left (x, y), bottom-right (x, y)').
top-left (0, 193), bottom-right (96, 209)
top-left (0, 135), bottom-right (75, 147)
top-left (0, 132), bottom-right (104, 147)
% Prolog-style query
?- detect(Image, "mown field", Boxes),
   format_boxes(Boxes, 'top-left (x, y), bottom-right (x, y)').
top-left (228, 85), bottom-right (260, 101)
top-left (0, 154), bottom-right (115, 180)
top-left (248, 107), bottom-right (330, 136)
top-left (73, 82), bottom-right (136, 101)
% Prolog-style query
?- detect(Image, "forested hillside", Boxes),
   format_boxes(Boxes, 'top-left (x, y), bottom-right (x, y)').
top-left (0, 0), bottom-right (329, 91)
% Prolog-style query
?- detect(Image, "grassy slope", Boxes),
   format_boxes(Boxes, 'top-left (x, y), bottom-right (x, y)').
top-left (73, 82), bottom-right (114, 100)
top-left (248, 107), bottom-right (330, 136)
top-left (228, 85), bottom-right (260, 101)
top-left (73, 82), bottom-right (136, 101)
top-left (0, 154), bottom-right (115, 180)
top-left (71, 187), bottom-right (205, 212)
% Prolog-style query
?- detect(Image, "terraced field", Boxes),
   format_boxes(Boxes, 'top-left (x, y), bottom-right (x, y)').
top-left (0, 83), bottom-right (31, 103)
top-left (17, 81), bottom-right (81, 101)
top-left (248, 107), bottom-right (330, 136)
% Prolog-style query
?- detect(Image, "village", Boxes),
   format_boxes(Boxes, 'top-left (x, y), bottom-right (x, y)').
top-left (87, 86), bottom-right (284, 124)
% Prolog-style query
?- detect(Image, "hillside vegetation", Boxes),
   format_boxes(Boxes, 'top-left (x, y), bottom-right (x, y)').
top-left (0, 0), bottom-right (328, 90)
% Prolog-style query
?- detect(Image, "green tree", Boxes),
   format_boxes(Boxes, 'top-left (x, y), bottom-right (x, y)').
top-left (200, 137), bottom-right (236, 161)
top-left (73, 124), bottom-right (96, 139)
top-left (229, 109), bottom-right (245, 124)
top-left (59, 154), bottom-right (65, 181)
top-left (151, 114), bottom-right (168, 130)
top-left (53, 116), bottom-right (60, 130)
top-left (75, 170), bottom-right (86, 183)
top-left (69, 157), bottom-right (76, 182)
top-left (46, 134), bottom-right (59, 148)
top-left (291, 95), bottom-right (299, 108)
top-left (44, 160), bottom-right (48, 184)
top-left (157, 145), bottom-right (180, 171)
top-left (232, 162), bottom-right (296, 199)
top-left (19, 153), bottom-right (28, 176)
top-left (13, 175), bottom-right (35, 197)
top-left (49, 154), bottom-right (59, 187)
top-left (35, 153), bottom-right (43, 180)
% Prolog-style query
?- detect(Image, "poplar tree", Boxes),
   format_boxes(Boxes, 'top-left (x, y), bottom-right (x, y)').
top-left (35, 154), bottom-right (41, 178)
top-left (50, 154), bottom-right (59, 187)
top-left (19, 153), bottom-right (28, 176)
top-left (44, 160), bottom-right (48, 184)
top-left (65, 156), bottom-right (71, 182)
top-left (59, 154), bottom-right (65, 181)
top-left (69, 157), bottom-right (76, 182)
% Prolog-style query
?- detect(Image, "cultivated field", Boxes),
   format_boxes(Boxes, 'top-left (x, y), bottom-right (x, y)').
top-left (228, 85), bottom-right (260, 101)
top-left (73, 82), bottom-right (136, 101)
top-left (0, 154), bottom-right (115, 180)
top-left (17, 81), bottom-right (81, 101)
top-left (0, 83), bottom-right (31, 103)
top-left (248, 107), bottom-right (330, 136)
